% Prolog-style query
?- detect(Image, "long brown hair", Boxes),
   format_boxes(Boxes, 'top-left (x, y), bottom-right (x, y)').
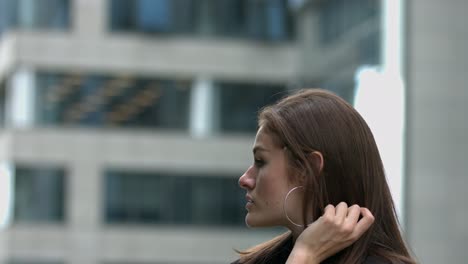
top-left (237, 89), bottom-right (415, 263)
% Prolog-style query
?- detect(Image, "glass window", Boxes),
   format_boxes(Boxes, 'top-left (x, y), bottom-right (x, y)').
top-left (358, 29), bottom-right (380, 65)
top-left (22, 0), bottom-right (70, 29)
top-left (217, 82), bottom-right (286, 133)
top-left (205, 0), bottom-right (295, 41)
top-left (212, 0), bottom-right (247, 37)
top-left (0, 0), bottom-right (18, 35)
top-left (109, 0), bottom-right (196, 34)
top-left (35, 72), bottom-right (192, 130)
top-left (319, 0), bottom-right (379, 44)
top-left (0, 0), bottom-right (70, 35)
top-left (244, 0), bottom-right (293, 41)
top-left (308, 0), bottom-right (381, 103)
top-left (0, 83), bottom-right (6, 126)
top-left (319, 80), bottom-right (355, 104)
top-left (109, 0), bottom-right (294, 41)
top-left (109, 0), bottom-right (135, 31)
top-left (136, 0), bottom-right (172, 33)
top-left (104, 170), bottom-right (245, 226)
top-left (13, 165), bottom-right (66, 223)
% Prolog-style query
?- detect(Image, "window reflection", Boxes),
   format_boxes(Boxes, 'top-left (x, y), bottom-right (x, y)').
top-left (0, 0), bottom-right (70, 35)
top-left (218, 82), bottom-right (286, 133)
top-left (13, 166), bottom-right (66, 223)
top-left (36, 73), bottom-right (192, 130)
top-left (0, 83), bottom-right (6, 126)
top-left (110, 0), bottom-right (197, 34)
top-left (105, 170), bottom-right (245, 226)
top-left (35, 72), bottom-right (287, 134)
top-left (319, 0), bottom-right (380, 44)
top-left (109, 0), bottom-right (294, 41)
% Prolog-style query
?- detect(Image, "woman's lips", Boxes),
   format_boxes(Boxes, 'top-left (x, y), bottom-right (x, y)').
top-left (245, 195), bottom-right (254, 210)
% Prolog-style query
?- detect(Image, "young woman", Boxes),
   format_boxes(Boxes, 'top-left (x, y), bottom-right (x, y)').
top-left (233, 89), bottom-right (416, 263)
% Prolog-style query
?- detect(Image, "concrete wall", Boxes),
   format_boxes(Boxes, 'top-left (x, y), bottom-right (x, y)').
top-left (405, 0), bottom-right (468, 263)
top-left (0, 129), bottom-right (278, 263)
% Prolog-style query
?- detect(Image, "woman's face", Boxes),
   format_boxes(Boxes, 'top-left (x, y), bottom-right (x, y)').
top-left (238, 126), bottom-right (303, 228)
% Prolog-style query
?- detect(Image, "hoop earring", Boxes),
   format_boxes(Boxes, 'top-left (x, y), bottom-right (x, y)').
top-left (283, 186), bottom-right (311, 227)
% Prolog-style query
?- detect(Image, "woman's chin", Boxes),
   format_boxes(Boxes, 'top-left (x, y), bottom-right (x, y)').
top-left (245, 213), bottom-right (272, 228)
top-left (245, 213), bottom-right (259, 228)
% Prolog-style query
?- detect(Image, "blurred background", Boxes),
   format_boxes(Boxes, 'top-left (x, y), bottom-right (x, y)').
top-left (0, 0), bottom-right (466, 263)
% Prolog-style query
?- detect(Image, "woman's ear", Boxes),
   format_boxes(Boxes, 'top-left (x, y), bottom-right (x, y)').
top-left (309, 151), bottom-right (324, 174)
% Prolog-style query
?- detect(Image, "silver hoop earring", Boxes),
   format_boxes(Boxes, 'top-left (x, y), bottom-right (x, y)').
top-left (283, 186), bottom-right (309, 227)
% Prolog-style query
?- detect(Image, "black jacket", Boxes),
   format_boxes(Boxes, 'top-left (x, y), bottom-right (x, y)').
top-left (231, 256), bottom-right (388, 264)
top-left (231, 237), bottom-right (389, 264)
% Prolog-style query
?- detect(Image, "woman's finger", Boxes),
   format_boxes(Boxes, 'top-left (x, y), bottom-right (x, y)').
top-left (353, 207), bottom-right (375, 238)
top-left (335, 202), bottom-right (348, 224)
top-left (323, 204), bottom-right (336, 220)
top-left (345, 204), bottom-right (361, 225)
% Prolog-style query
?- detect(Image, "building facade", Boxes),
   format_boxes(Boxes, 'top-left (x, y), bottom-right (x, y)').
top-left (0, 0), bottom-right (381, 263)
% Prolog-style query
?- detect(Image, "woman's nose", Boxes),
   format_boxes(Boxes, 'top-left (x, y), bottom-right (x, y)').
top-left (239, 165), bottom-right (255, 190)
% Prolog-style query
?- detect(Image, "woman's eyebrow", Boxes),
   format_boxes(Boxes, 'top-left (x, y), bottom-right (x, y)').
top-left (253, 146), bottom-right (269, 154)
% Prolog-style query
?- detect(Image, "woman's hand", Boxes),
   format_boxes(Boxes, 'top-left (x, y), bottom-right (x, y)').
top-left (286, 202), bottom-right (375, 264)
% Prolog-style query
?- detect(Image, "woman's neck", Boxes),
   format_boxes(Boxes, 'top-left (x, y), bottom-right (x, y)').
top-left (290, 225), bottom-right (305, 242)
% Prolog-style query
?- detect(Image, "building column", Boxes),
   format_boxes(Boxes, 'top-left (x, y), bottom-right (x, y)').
top-left (297, 4), bottom-right (324, 81)
top-left (68, 160), bottom-right (101, 264)
top-left (5, 67), bottom-right (36, 129)
top-left (0, 162), bottom-right (12, 262)
top-left (189, 76), bottom-right (218, 138)
top-left (405, 0), bottom-right (468, 263)
top-left (74, 0), bottom-right (106, 36)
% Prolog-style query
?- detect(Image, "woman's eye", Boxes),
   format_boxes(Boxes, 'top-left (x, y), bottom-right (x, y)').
top-left (254, 159), bottom-right (265, 167)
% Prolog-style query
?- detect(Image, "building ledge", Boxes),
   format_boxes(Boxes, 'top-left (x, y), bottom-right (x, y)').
top-left (0, 31), bottom-right (299, 83)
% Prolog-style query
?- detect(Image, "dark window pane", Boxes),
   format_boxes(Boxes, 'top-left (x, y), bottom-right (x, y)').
top-left (320, 82), bottom-right (355, 105)
top-left (0, 83), bottom-right (6, 126)
top-left (0, 0), bottom-right (69, 35)
top-left (265, 0), bottom-right (288, 41)
top-left (109, 0), bottom-right (196, 34)
top-left (0, 0), bottom-right (18, 35)
top-left (13, 166), bottom-right (66, 223)
top-left (213, 0), bottom-right (247, 37)
top-left (136, 0), bottom-right (172, 33)
top-left (213, 0), bottom-right (294, 41)
top-left (35, 72), bottom-right (192, 130)
top-left (358, 29), bottom-right (380, 65)
top-left (108, 0), bottom-right (294, 41)
top-left (218, 82), bottom-right (286, 133)
top-left (109, 0), bottom-right (135, 30)
top-left (104, 170), bottom-right (245, 226)
top-left (319, 0), bottom-right (379, 44)
top-left (33, 0), bottom-right (70, 29)
top-left (171, 0), bottom-right (197, 33)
